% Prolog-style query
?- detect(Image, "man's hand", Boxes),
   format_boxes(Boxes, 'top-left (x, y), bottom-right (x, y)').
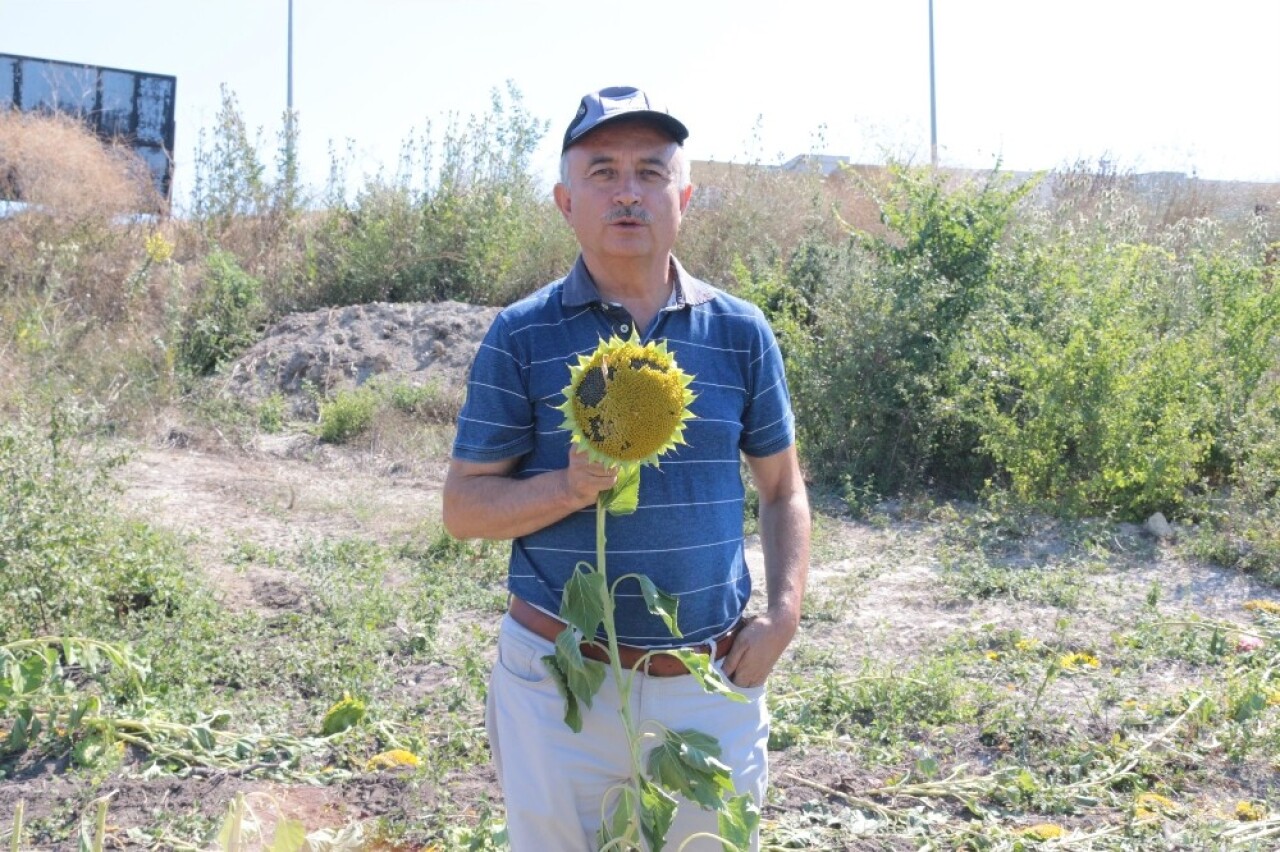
top-left (721, 611), bottom-right (798, 688)
top-left (564, 446), bottom-right (618, 507)
top-left (722, 444), bottom-right (810, 689)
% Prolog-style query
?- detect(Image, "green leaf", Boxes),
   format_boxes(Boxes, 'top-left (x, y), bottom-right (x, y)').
top-left (560, 565), bottom-right (606, 638)
top-left (15, 652), bottom-right (49, 695)
top-left (717, 793), bottom-right (761, 851)
top-left (639, 777), bottom-right (678, 852)
top-left (635, 575), bottom-right (681, 638)
top-left (542, 649), bottom-right (604, 734)
top-left (269, 818), bottom-right (307, 852)
top-left (68, 695), bottom-right (100, 731)
top-left (664, 651), bottom-right (748, 704)
top-left (554, 628), bottom-right (607, 708)
top-left (190, 725), bottom-right (216, 752)
top-left (647, 729), bottom-right (735, 811)
top-left (1234, 691), bottom-right (1268, 723)
top-left (597, 785), bottom-right (640, 850)
top-left (603, 464), bottom-right (641, 516)
top-left (8, 710), bottom-right (32, 753)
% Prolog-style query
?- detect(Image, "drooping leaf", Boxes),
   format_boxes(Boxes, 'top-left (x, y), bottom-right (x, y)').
top-left (664, 651), bottom-right (748, 704)
top-left (647, 729), bottom-right (735, 811)
top-left (634, 574), bottom-right (681, 638)
top-left (554, 628), bottom-right (607, 708)
top-left (598, 785), bottom-right (640, 850)
top-left (542, 650), bottom-right (604, 733)
top-left (639, 777), bottom-right (678, 852)
top-left (717, 793), bottom-right (761, 851)
top-left (560, 564), bottom-right (606, 638)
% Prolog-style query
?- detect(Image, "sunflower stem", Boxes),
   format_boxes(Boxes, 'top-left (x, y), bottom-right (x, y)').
top-left (595, 494), bottom-right (647, 844)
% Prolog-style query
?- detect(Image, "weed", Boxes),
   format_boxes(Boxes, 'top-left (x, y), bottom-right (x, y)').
top-left (318, 386), bottom-right (379, 443)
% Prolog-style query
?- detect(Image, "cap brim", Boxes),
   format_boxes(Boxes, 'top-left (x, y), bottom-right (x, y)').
top-left (563, 112), bottom-right (689, 152)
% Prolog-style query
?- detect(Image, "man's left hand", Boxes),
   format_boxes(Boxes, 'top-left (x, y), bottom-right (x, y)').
top-left (720, 611), bottom-right (798, 689)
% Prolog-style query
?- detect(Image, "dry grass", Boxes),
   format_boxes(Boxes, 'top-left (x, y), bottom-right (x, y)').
top-left (0, 111), bottom-right (178, 416)
top-left (0, 110), bottom-right (160, 217)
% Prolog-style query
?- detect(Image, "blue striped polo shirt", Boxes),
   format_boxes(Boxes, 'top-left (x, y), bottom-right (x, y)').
top-left (452, 255), bottom-right (795, 647)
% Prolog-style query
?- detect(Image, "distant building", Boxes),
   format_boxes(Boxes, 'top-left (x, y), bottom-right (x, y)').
top-left (0, 52), bottom-right (176, 203)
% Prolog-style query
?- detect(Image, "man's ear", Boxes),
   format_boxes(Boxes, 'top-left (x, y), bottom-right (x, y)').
top-left (679, 182), bottom-right (694, 214)
top-left (553, 182), bottom-right (573, 221)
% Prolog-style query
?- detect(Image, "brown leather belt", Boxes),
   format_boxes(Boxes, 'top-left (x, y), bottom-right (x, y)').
top-left (509, 596), bottom-right (737, 678)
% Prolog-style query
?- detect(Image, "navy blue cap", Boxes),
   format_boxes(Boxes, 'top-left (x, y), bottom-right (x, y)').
top-left (562, 86), bottom-right (689, 152)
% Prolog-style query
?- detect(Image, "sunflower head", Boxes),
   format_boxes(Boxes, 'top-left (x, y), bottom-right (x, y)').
top-left (558, 335), bottom-right (696, 468)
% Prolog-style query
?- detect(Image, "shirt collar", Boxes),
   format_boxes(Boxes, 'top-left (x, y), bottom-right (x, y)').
top-left (561, 255), bottom-right (716, 310)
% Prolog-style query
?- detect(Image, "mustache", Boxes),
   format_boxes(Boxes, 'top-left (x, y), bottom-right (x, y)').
top-left (604, 205), bottom-right (652, 224)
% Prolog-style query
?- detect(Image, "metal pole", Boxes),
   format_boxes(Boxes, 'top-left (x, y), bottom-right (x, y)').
top-left (928, 0), bottom-right (938, 168)
top-left (287, 0), bottom-right (294, 113)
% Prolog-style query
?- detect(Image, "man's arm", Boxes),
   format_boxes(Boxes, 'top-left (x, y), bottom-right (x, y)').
top-left (722, 444), bottom-right (810, 688)
top-left (442, 449), bottom-right (618, 540)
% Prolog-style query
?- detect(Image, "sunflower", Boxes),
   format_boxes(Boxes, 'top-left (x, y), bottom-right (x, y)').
top-left (558, 335), bottom-right (696, 469)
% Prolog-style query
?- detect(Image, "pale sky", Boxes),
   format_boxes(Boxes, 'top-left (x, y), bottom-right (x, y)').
top-left (3, 0), bottom-right (1278, 208)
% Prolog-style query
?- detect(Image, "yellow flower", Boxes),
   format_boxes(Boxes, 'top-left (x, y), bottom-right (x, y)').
top-left (1135, 791), bottom-right (1178, 821)
top-left (365, 748), bottom-right (421, 771)
top-left (1021, 823), bottom-right (1065, 840)
top-left (558, 335), bottom-right (696, 469)
top-left (1058, 652), bottom-right (1100, 670)
top-left (1235, 800), bottom-right (1266, 821)
top-left (144, 231), bottom-right (173, 264)
top-left (1015, 638), bottom-right (1038, 652)
top-left (984, 651), bottom-right (1000, 662)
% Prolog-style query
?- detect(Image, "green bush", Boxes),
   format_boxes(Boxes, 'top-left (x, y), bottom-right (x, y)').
top-left (178, 248), bottom-right (266, 376)
top-left (0, 407), bottom-right (188, 641)
top-left (318, 386), bottom-right (379, 443)
top-left (297, 83), bottom-right (575, 311)
top-left (257, 391), bottom-right (287, 432)
top-left (781, 166), bottom-right (1031, 498)
top-left (957, 241), bottom-right (1219, 517)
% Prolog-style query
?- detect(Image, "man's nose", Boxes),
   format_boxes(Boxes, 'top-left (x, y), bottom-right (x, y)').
top-left (613, 173), bottom-right (642, 205)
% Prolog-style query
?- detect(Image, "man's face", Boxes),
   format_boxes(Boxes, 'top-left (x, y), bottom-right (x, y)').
top-left (554, 121), bottom-right (693, 267)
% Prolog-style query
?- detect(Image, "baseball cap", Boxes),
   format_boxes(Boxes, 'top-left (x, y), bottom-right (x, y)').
top-left (562, 86), bottom-right (689, 152)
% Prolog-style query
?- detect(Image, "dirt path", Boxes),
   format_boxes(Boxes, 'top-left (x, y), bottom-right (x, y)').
top-left (120, 435), bottom-right (447, 613)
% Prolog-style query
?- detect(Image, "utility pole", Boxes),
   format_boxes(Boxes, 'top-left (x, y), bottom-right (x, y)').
top-left (285, 0), bottom-right (297, 202)
top-left (287, 0), bottom-right (294, 115)
top-left (929, 0), bottom-right (938, 168)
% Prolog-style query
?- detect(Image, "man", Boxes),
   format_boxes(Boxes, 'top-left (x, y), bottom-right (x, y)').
top-left (442, 85), bottom-right (810, 851)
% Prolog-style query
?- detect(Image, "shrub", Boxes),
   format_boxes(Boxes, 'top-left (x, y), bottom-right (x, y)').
top-left (0, 406), bottom-right (187, 641)
top-left (296, 82), bottom-right (575, 311)
top-left (178, 248), bottom-right (266, 376)
top-left (952, 216), bottom-right (1275, 519)
top-left (318, 386), bottom-right (379, 443)
top-left (782, 165), bottom-right (1032, 498)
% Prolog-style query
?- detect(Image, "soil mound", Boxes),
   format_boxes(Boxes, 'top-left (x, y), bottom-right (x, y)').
top-left (224, 300), bottom-right (499, 415)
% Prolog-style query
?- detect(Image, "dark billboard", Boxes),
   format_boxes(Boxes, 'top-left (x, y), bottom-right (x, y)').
top-left (0, 52), bottom-right (176, 202)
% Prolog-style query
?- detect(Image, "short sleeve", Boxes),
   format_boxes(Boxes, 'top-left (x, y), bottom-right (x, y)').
top-left (739, 317), bottom-right (795, 458)
top-left (451, 313), bottom-right (536, 463)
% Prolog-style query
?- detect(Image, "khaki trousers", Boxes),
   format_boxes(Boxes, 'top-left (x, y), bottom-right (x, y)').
top-left (487, 613), bottom-right (768, 851)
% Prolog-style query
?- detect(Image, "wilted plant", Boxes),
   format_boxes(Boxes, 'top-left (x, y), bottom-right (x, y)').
top-left (544, 334), bottom-right (758, 851)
